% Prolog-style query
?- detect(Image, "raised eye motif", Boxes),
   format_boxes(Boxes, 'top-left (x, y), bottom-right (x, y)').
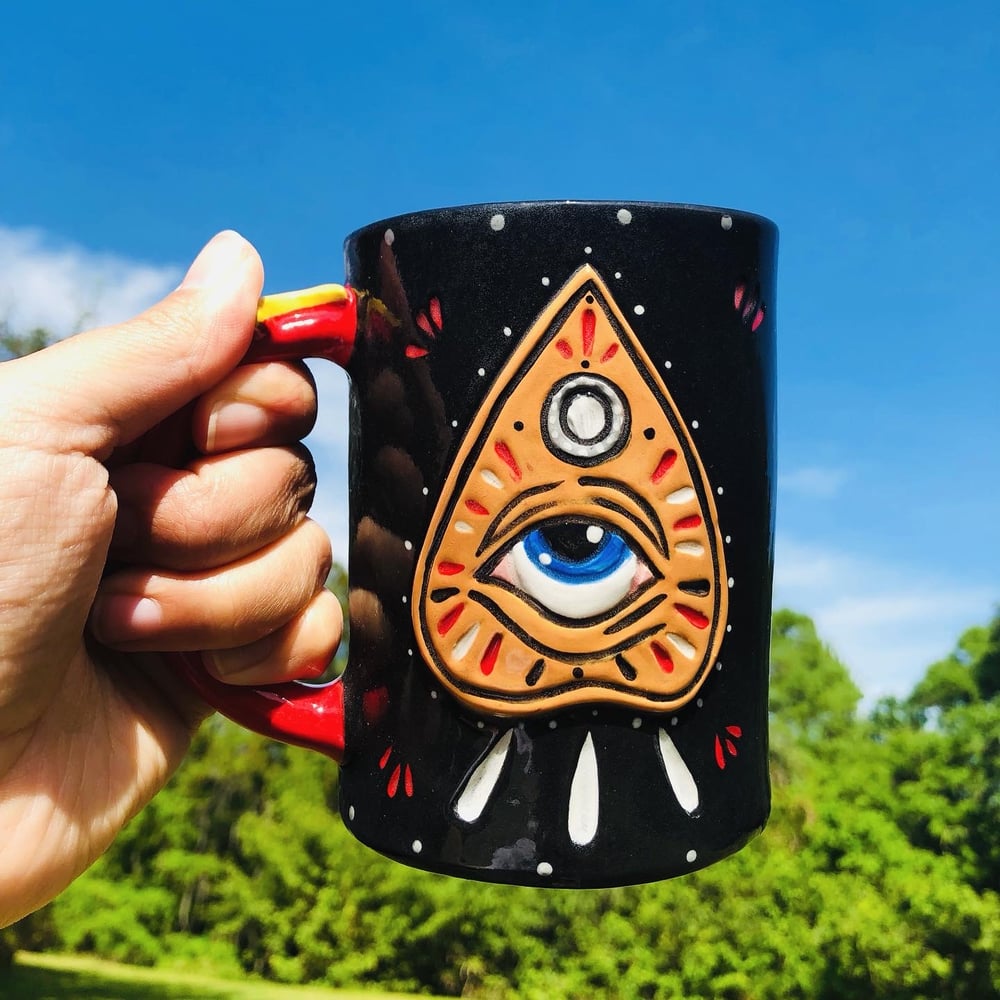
top-left (412, 265), bottom-right (728, 716)
top-left (490, 519), bottom-right (652, 620)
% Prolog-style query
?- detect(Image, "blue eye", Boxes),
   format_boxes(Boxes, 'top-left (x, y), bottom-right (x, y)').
top-left (496, 520), bottom-right (649, 620)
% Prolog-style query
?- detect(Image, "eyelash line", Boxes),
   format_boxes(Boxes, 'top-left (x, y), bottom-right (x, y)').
top-left (578, 476), bottom-right (668, 555)
top-left (474, 481), bottom-right (563, 557)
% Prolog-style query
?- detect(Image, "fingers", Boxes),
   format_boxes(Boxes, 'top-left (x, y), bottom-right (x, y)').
top-left (109, 445), bottom-right (316, 571)
top-left (205, 588), bottom-right (343, 685)
top-left (193, 360), bottom-right (318, 455)
top-left (91, 519), bottom-right (333, 652)
top-left (7, 232), bottom-right (265, 458)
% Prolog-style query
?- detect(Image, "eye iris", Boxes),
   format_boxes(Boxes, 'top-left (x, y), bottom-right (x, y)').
top-left (499, 520), bottom-right (646, 620)
top-left (524, 523), bottom-right (628, 582)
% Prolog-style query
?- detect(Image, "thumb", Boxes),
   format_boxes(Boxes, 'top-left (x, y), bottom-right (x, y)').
top-left (7, 231), bottom-right (264, 457)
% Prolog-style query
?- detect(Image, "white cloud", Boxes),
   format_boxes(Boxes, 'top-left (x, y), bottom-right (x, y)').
top-left (773, 535), bottom-right (995, 704)
top-left (0, 224), bottom-right (180, 337)
top-left (778, 465), bottom-right (850, 499)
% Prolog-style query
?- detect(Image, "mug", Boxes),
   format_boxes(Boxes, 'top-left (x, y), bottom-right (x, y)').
top-left (175, 201), bottom-right (777, 888)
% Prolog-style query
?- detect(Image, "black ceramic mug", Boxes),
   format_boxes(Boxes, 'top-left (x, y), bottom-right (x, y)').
top-left (176, 201), bottom-right (778, 888)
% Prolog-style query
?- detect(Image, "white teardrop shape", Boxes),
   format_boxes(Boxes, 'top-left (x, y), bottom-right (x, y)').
top-left (452, 622), bottom-right (480, 660)
top-left (666, 486), bottom-right (696, 504)
top-left (568, 731), bottom-right (600, 846)
top-left (454, 730), bottom-right (513, 823)
top-left (657, 729), bottom-right (699, 814)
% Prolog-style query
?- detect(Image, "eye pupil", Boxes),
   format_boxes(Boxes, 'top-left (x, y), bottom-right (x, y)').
top-left (539, 522), bottom-right (606, 562)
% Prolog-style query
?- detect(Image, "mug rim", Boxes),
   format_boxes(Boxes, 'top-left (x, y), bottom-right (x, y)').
top-left (346, 200), bottom-right (778, 244)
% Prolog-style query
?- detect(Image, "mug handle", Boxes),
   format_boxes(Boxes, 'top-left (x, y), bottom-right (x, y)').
top-left (169, 283), bottom-right (361, 762)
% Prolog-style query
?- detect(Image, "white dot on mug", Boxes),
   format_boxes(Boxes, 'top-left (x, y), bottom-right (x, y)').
top-left (717, 486), bottom-right (724, 495)
top-left (477, 720), bottom-right (485, 729)
top-left (592, 709), bottom-right (599, 716)
top-left (716, 661), bottom-right (723, 671)
top-left (692, 420), bottom-right (699, 429)
top-left (614, 271), bottom-right (622, 279)
top-left (584, 246), bottom-right (592, 254)
top-left (632, 717), bottom-right (642, 729)
top-left (412, 840), bottom-right (423, 854)
top-left (634, 304), bottom-right (645, 316)
top-left (384, 228), bottom-right (395, 245)
top-left (617, 208), bottom-right (633, 225)
top-left (503, 326), bottom-right (512, 337)
top-left (664, 360), bottom-right (672, 369)
top-left (696, 698), bottom-right (704, 708)
top-left (537, 862), bottom-right (553, 876)
top-left (728, 577), bottom-right (735, 588)
top-left (548, 719), bottom-right (558, 730)
top-left (404, 540), bottom-right (413, 551)
top-left (671, 717), bottom-right (679, 726)
top-left (422, 486), bottom-right (429, 496)
top-left (348, 806), bottom-right (355, 821)
top-left (431, 690), bottom-right (439, 700)
top-left (721, 215), bottom-right (733, 231)
top-left (542, 276), bottom-right (550, 286)
top-left (451, 419), bottom-right (458, 427)
top-left (725, 535), bottom-right (731, 543)
top-left (401, 595), bottom-right (407, 604)
top-left (490, 213), bottom-right (505, 231)
top-left (477, 367), bottom-right (486, 377)
top-left (686, 849), bottom-right (698, 863)
top-left (726, 624), bottom-right (732, 632)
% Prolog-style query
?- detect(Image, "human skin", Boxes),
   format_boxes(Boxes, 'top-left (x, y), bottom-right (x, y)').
top-left (0, 231), bottom-right (342, 926)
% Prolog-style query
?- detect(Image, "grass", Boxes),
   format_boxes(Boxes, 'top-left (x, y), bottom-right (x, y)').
top-left (2, 952), bottom-right (438, 1000)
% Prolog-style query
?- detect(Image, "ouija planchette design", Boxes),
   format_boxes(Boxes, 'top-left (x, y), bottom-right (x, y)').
top-left (412, 265), bottom-right (728, 717)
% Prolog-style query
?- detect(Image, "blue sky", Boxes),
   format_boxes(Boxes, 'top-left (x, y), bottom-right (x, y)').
top-left (1, 0), bottom-right (997, 702)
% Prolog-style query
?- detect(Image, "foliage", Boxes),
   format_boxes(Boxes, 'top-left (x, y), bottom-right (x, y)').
top-left (0, 320), bottom-right (54, 361)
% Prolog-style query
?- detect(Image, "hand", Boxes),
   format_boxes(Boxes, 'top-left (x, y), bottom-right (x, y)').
top-left (0, 232), bottom-right (343, 926)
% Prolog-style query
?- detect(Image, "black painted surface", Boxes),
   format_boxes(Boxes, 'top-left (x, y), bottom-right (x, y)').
top-left (336, 202), bottom-right (777, 888)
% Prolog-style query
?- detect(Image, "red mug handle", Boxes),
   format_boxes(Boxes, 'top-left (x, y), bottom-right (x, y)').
top-left (170, 283), bottom-right (362, 762)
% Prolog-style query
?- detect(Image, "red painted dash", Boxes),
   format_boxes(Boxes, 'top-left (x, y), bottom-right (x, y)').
top-left (651, 450), bottom-right (678, 484)
top-left (379, 746), bottom-right (393, 769)
top-left (715, 735), bottom-right (726, 770)
top-left (734, 285), bottom-right (745, 310)
top-left (600, 343), bottom-right (619, 363)
top-left (673, 514), bottom-right (703, 530)
top-left (725, 739), bottom-right (738, 757)
top-left (404, 764), bottom-right (414, 797)
top-left (429, 297), bottom-right (442, 330)
top-left (675, 604), bottom-right (710, 629)
top-left (415, 311), bottom-right (433, 335)
top-left (465, 499), bottom-right (490, 515)
top-left (726, 725), bottom-right (743, 738)
top-left (480, 633), bottom-right (502, 675)
top-left (556, 338), bottom-right (573, 358)
top-left (582, 309), bottom-right (596, 356)
top-left (405, 345), bottom-right (429, 358)
top-left (651, 641), bottom-right (674, 673)
top-left (437, 603), bottom-right (466, 636)
top-left (437, 561), bottom-right (465, 575)
top-left (494, 440), bottom-right (522, 481)
top-left (387, 763), bottom-right (401, 797)
top-left (751, 306), bottom-right (765, 332)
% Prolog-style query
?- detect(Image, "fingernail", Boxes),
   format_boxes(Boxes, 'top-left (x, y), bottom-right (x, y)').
top-left (180, 231), bottom-right (251, 290)
top-left (92, 595), bottom-right (162, 643)
top-left (205, 400), bottom-right (270, 452)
